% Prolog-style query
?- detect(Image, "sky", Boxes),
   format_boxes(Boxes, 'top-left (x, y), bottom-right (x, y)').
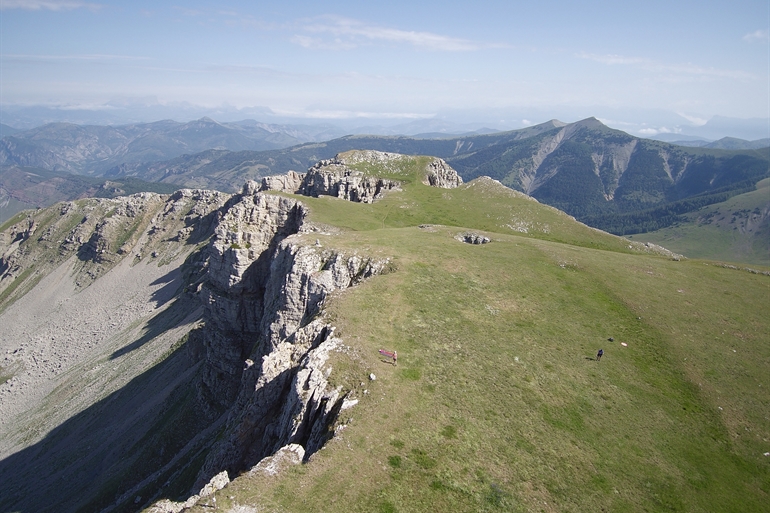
top-left (1, 0), bottom-right (769, 136)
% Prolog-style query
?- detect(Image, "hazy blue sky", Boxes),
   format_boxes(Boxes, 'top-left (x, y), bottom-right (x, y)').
top-left (1, 0), bottom-right (768, 133)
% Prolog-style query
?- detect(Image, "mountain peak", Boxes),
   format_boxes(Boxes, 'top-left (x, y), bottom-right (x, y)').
top-left (572, 117), bottom-right (605, 129)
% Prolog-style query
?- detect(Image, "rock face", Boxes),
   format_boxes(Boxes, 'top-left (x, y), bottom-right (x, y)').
top-left (424, 157), bottom-right (463, 188)
top-left (258, 170), bottom-right (305, 194)
top-left (185, 150), bottom-right (464, 492)
top-left (196, 191), bottom-right (308, 416)
top-left (299, 159), bottom-right (402, 203)
top-left (190, 178), bottom-right (388, 488)
top-left (456, 232), bottom-right (491, 244)
top-left (0, 150), bottom-right (456, 512)
top-left (146, 471), bottom-right (230, 513)
top-left (250, 443), bottom-right (305, 476)
top-left (259, 150), bottom-right (462, 201)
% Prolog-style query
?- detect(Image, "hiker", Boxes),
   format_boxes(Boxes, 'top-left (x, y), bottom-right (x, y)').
top-left (596, 349), bottom-right (603, 361)
top-left (392, 351), bottom-right (397, 366)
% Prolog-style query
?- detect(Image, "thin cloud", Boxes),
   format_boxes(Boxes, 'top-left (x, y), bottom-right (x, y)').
top-left (273, 108), bottom-right (433, 120)
top-left (2, 53), bottom-right (148, 61)
top-left (577, 52), bottom-right (755, 80)
top-left (675, 112), bottom-right (709, 126)
top-left (206, 64), bottom-right (304, 80)
top-left (0, 0), bottom-right (100, 10)
top-left (577, 53), bottom-right (646, 66)
top-left (743, 30), bottom-right (769, 42)
top-left (294, 16), bottom-right (485, 51)
top-left (172, 6), bottom-right (204, 17)
top-left (291, 35), bottom-right (357, 51)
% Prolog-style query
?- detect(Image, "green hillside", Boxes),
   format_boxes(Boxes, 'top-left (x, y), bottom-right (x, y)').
top-left (177, 155), bottom-right (769, 512)
top-left (628, 178), bottom-right (770, 266)
top-left (107, 119), bottom-right (769, 243)
top-left (0, 165), bottom-right (179, 223)
top-left (1, 152), bottom-right (766, 512)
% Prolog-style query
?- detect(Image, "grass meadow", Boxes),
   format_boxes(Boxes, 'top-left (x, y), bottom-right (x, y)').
top-left (630, 178), bottom-right (770, 266)
top-left (183, 155), bottom-right (769, 512)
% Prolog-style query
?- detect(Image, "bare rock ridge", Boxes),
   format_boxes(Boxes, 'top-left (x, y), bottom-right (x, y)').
top-left (188, 189), bottom-right (389, 492)
top-left (259, 150), bottom-right (462, 200)
top-left (424, 156), bottom-right (463, 188)
top-left (184, 152), bottom-right (444, 497)
top-left (0, 150), bottom-right (457, 512)
top-left (157, 151), bottom-right (459, 506)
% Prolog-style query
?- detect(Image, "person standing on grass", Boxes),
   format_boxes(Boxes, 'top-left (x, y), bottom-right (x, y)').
top-left (596, 349), bottom-right (603, 361)
top-left (392, 351), bottom-right (397, 366)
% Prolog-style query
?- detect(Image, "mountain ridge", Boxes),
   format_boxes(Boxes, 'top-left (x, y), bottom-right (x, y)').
top-left (0, 151), bottom-right (766, 512)
top-left (3, 117), bottom-right (768, 258)
top-left (0, 118), bottom-right (315, 175)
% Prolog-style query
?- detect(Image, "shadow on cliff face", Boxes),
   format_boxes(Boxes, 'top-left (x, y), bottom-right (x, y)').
top-left (0, 335), bottom-right (216, 513)
top-left (0, 327), bottom-right (346, 513)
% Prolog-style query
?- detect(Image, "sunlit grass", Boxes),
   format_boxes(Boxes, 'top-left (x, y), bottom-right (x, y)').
top-left (183, 155), bottom-right (769, 512)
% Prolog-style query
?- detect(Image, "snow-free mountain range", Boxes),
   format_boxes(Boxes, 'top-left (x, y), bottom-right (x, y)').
top-left (2, 117), bottom-right (768, 262)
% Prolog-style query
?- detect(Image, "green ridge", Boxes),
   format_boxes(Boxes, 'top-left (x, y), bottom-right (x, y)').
top-left (190, 154), bottom-right (769, 512)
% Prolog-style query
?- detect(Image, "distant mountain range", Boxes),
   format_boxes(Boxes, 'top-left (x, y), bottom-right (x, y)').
top-left (650, 133), bottom-right (770, 149)
top-left (0, 124), bottom-right (19, 139)
top-left (0, 165), bottom-right (178, 223)
top-left (2, 117), bottom-right (768, 241)
top-left (0, 118), bottom-right (347, 175)
top-left (103, 118), bottom-right (769, 233)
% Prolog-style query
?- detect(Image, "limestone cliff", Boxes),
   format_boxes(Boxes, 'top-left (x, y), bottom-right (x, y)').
top-left (188, 177), bottom-right (389, 491)
top-left (424, 156), bottom-right (464, 188)
top-left (259, 150), bottom-right (462, 199)
top-left (0, 150), bottom-right (452, 513)
top-left (186, 151), bottom-right (459, 491)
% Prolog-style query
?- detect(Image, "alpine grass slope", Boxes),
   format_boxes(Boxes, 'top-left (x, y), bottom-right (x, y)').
top-left (0, 151), bottom-right (767, 513)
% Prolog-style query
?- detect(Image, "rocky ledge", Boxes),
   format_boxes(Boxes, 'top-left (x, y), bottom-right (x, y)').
top-left (148, 152), bottom-right (454, 508)
top-left (0, 150), bottom-right (461, 513)
top-left (258, 150), bottom-right (462, 201)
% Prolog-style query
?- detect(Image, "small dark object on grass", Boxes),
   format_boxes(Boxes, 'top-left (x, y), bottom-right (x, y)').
top-left (608, 337), bottom-right (614, 342)
top-left (378, 349), bottom-right (397, 365)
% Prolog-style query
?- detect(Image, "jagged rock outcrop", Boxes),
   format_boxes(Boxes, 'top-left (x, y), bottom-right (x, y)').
top-left (0, 189), bottom-right (229, 299)
top-left (297, 155), bottom-right (402, 203)
top-left (180, 150), bottom-right (472, 494)
top-left (456, 232), bottom-right (491, 244)
top-left (250, 443), bottom-right (305, 475)
top-left (192, 150), bottom-right (455, 449)
top-left (258, 170), bottom-right (305, 194)
top-left (424, 157), bottom-right (463, 188)
top-left (184, 169), bottom-right (391, 491)
top-left (259, 150), bottom-right (462, 202)
top-left (196, 191), bottom-right (307, 415)
top-left (146, 471), bottom-right (230, 513)
top-left (194, 230), bottom-right (387, 487)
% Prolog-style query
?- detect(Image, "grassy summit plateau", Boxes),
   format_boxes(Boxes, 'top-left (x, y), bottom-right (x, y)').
top-left (186, 153), bottom-right (770, 512)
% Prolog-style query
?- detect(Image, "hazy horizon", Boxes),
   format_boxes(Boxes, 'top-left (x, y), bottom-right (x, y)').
top-left (1, 0), bottom-right (768, 139)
